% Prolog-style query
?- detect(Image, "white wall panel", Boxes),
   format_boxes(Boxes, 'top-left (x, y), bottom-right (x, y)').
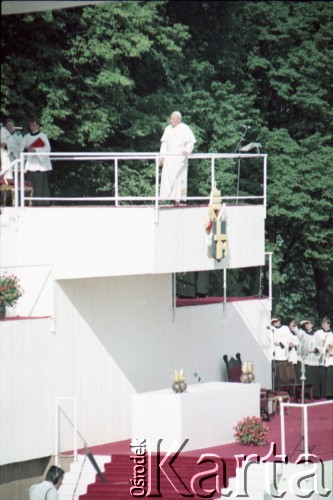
top-left (1, 205), bottom-right (265, 286)
top-left (0, 273), bottom-right (271, 466)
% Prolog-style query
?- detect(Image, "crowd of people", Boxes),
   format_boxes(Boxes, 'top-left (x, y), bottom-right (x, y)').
top-left (270, 316), bottom-right (333, 399)
top-left (0, 117), bottom-right (52, 206)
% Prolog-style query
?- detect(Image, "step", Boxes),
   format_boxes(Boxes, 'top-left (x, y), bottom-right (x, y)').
top-left (59, 454), bottom-right (111, 500)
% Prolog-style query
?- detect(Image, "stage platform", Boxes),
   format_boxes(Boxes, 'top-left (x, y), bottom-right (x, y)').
top-left (70, 400), bottom-right (332, 499)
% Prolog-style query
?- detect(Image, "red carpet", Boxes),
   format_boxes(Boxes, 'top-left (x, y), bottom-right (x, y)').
top-left (176, 295), bottom-right (268, 307)
top-left (78, 401), bottom-right (332, 499)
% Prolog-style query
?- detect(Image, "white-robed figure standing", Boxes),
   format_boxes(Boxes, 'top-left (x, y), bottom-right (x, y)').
top-left (0, 118), bottom-right (23, 180)
top-left (21, 118), bottom-right (52, 206)
top-left (159, 111), bottom-right (196, 204)
top-left (295, 319), bottom-right (323, 398)
top-left (323, 330), bottom-right (333, 398)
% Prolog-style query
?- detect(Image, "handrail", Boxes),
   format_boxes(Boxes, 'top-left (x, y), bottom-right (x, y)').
top-left (2, 151), bottom-right (268, 212)
top-left (280, 399), bottom-right (333, 460)
top-left (55, 397), bottom-right (78, 466)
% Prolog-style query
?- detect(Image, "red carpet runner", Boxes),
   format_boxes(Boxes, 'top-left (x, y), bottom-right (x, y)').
top-left (79, 402), bottom-right (332, 499)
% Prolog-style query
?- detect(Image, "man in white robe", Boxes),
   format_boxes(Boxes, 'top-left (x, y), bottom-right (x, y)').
top-left (159, 111), bottom-right (196, 204)
top-left (0, 118), bottom-right (23, 180)
top-left (21, 119), bottom-right (52, 205)
top-left (271, 317), bottom-right (291, 362)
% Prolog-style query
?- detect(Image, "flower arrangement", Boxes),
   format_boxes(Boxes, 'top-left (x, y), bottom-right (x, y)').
top-left (0, 274), bottom-right (24, 307)
top-left (234, 416), bottom-right (268, 446)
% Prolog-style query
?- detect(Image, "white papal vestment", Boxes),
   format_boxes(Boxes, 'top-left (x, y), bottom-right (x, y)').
top-left (160, 122), bottom-right (196, 201)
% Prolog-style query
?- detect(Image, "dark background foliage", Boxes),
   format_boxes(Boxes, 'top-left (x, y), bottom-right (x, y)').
top-left (1, 1), bottom-right (332, 324)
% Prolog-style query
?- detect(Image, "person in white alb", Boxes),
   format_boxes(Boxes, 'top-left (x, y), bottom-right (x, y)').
top-left (271, 317), bottom-right (291, 361)
top-left (270, 317), bottom-right (293, 388)
top-left (295, 319), bottom-right (323, 398)
top-left (159, 111), bottom-right (196, 205)
top-left (29, 465), bottom-right (64, 500)
top-left (21, 118), bottom-right (52, 205)
top-left (287, 319), bottom-right (300, 365)
top-left (0, 118), bottom-right (22, 180)
top-left (314, 316), bottom-right (331, 397)
top-left (323, 326), bottom-right (333, 399)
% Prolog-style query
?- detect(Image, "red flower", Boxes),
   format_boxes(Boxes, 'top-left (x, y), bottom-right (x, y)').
top-left (0, 274), bottom-right (24, 307)
top-left (234, 416), bottom-right (268, 446)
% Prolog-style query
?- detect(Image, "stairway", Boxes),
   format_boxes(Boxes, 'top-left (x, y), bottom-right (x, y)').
top-left (78, 450), bottom-right (237, 499)
top-left (58, 454), bottom-right (111, 500)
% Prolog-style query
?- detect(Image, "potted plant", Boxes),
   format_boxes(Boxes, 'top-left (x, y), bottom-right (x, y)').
top-left (0, 273), bottom-right (24, 318)
top-left (234, 415), bottom-right (268, 446)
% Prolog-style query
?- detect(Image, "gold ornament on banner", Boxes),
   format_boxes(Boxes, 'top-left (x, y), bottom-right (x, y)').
top-left (205, 186), bottom-right (228, 261)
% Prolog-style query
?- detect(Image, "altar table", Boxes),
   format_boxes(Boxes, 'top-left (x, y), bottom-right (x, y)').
top-left (132, 381), bottom-right (260, 451)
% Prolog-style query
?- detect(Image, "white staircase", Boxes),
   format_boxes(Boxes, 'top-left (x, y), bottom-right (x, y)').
top-left (58, 453), bottom-right (111, 499)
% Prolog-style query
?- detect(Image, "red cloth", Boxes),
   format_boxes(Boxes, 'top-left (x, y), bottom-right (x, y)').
top-left (0, 179), bottom-right (33, 187)
top-left (30, 137), bottom-right (45, 148)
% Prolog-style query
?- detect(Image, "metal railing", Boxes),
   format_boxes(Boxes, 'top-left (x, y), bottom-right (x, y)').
top-left (280, 399), bottom-right (333, 460)
top-left (2, 151), bottom-right (267, 212)
top-left (55, 397), bottom-right (78, 465)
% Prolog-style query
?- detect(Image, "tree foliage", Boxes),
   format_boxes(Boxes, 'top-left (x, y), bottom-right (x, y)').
top-left (1, 1), bottom-right (332, 322)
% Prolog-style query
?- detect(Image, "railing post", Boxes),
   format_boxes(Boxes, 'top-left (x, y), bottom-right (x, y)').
top-left (265, 251), bottom-right (273, 312)
top-left (114, 158), bottom-right (119, 207)
top-left (263, 154), bottom-right (267, 218)
top-left (55, 399), bottom-right (59, 466)
top-left (155, 155), bottom-right (160, 223)
top-left (223, 268), bottom-right (227, 312)
top-left (280, 402), bottom-right (286, 458)
top-left (19, 156), bottom-right (25, 209)
top-left (303, 404), bottom-right (309, 459)
top-left (55, 397), bottom-right (78, 466)
top-left (211, 156), bottom-right (215, 190)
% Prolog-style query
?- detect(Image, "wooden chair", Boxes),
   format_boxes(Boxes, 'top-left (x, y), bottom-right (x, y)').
top-left (223, 353), bottom-right (242, 382)
top-left (276, 362), bottom-right (313, 403)
top-left (260, 388), bottom-right (272, 421)
top-left (260, 386), bottom-right (291, 417)
top-left (0, 176), bottom-right (33, 206)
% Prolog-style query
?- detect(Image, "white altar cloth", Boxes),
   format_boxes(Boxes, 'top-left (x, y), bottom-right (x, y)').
top-left (132, 381), bottom-right (260, 451)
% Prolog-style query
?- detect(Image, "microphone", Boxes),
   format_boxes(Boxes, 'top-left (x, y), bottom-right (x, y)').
top-left (241, 124), bottom-right (251, 129)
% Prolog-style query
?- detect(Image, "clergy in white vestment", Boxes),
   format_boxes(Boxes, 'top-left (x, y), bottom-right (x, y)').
top-left (323, 331), bottom-right (333, 398)
top-left (314, 316), bottom-right (331, 397)
top-left (295, 319), bottom-right (323, 398)
top-left (159, 111), bottom-right (196, 203)
top-left (21, 118), bottom-right (52, 206)
top-left (271, 317), bottom-right (291, 361)
top-left (0, 118), bottom-right (23, 180)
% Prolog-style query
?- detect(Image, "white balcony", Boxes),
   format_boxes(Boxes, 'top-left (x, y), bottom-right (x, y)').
top-left (1, 151), bottom-right (267, 281)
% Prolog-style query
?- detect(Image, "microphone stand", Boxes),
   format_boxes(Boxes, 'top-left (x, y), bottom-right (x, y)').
top-left (234, 126), bottom-right (250, 202)
top-left (267, 326), bottom-right (276, 391)
top-left (272, 352), bottom-right (276, 391)
top-left (300, 360), bottom-right (306, 452)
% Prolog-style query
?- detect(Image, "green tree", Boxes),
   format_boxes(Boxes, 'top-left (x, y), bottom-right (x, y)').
top-left (1, 1), bottom-right (332, 320)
